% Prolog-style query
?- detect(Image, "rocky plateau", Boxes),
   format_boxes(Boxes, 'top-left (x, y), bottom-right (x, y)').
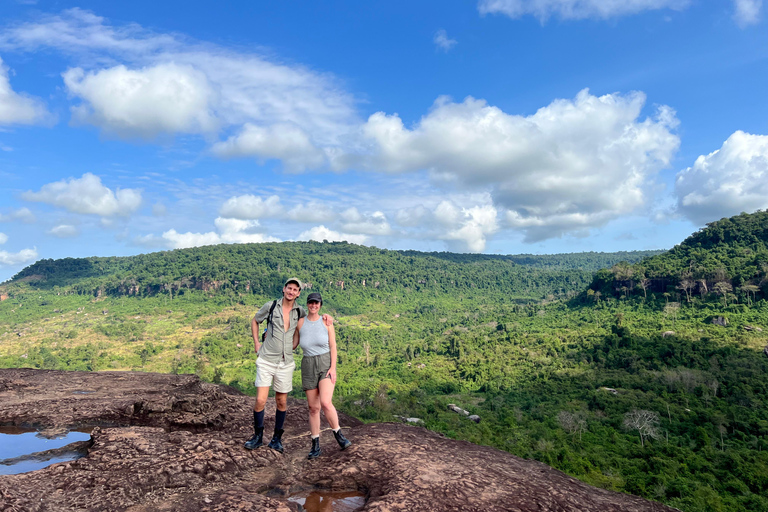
top-left (0, 368), bottom-right (679, 511)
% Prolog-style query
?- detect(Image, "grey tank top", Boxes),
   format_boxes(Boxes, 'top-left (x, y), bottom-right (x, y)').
top-left (299, 318), bottom-right (330, 356)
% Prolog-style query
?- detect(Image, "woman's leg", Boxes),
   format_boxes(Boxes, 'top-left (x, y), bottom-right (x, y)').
top-left (305, 388), bottom-right (322, 436)
top-left (318, 377), bottom-right (340, 430)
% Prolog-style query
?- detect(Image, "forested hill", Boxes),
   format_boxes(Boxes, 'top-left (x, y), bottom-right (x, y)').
top-left (592, 211), bottom-right (768, 299)
top-left (5, 242), bottom-right (661, 305)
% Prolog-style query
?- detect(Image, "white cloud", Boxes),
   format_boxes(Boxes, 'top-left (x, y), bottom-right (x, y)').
top-left (0, 232), bottom-right (7, 244)
top-left (360, 89), bottom-right (679, 242)
top-left (47, 224), bottom-right (79, 238)
top-left (394, 205), bottom-right (430, 227)
top-left (161, 229), bottom-right (221, 249)
top-left (211, 123), bottom-right (327, 172)
top-left (0, 56), bottom-right (50, 125)
top-left (478, 0), bottom-right (690, 21)
top-left (396, 200), bottom-right (499, 252)
top-left (219, 194), bottom-right (282, 220)
top-left (63, 63), bottom-right (218, 138)
top-left (287, 203), bottom-right (337, 223)
top-left (157, 216), bottom-right (280, 249)
top-left (733, 0), bottom-right (762, 26)
top-left (22, 173), bottom-right (142, 217)
top-left (0, 247), bottom-right (37, 266)
top-left (0, 9), bottom-right (357, 161)
top-left (297, 225), bottom-right (368, 245)
top-left (434, 29), bottom-right (457, 51)
top-left (675, 131), bottom-right (768, 225)
top-left (340, 209), bottom-right (392, 236)
top-left (0, 207), bottom-right (35, 223)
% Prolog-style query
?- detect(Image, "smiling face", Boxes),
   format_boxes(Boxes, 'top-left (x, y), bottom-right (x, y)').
top-left (307, 299), bottom-right (322, 314)
top-left (283, 282), bottom-right (301, 301)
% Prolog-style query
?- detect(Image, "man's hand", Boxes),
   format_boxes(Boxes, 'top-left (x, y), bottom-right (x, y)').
top-left (254, 342), bottom-right (261, 354)
top-left (322, 314), bottom-right (334, 326)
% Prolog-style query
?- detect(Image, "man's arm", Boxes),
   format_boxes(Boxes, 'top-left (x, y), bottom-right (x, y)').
top-left (251, 302), bottom-right (272, 354)
top-left (251, 317), bottom-right (261, 354)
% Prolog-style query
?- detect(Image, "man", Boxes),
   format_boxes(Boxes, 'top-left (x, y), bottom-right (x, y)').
top-left (244, 278), bottom-right (330, 452)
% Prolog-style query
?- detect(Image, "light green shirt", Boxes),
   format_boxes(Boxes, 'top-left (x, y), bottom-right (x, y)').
top-left (254, 298), bottom-right (306, 364)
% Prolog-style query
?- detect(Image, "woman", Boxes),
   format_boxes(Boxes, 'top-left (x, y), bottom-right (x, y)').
top-left (293, 292), bottom-right (351, 459)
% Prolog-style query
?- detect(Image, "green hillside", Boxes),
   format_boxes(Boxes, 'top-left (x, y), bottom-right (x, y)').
top-left (2, 221), bottom-right (768, 511)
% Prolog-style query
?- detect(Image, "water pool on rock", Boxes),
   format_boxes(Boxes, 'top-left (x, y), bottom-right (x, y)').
top-left (0, 427), bottom-right (91, 475)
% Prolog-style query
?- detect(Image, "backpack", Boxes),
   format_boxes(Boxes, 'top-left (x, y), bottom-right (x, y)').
top-left (261, 300), bottom-right (278, 342)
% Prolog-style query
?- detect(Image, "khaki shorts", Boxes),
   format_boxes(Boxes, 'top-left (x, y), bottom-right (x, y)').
top-left (301, 352), bottom-right (331, 391)
top-left (255, 357), bottom-right (295, 393)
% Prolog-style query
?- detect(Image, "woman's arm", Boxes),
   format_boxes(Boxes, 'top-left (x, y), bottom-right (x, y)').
top-left (327, 323), bottom-right (337, 384)
top-left (293, 318), bottom-right (304, 350)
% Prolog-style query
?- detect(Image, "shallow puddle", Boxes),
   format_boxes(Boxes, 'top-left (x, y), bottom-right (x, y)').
top-left (288, 490), bottom-right (366, 512)
top-left (0, 427), bottom-right (91, 475)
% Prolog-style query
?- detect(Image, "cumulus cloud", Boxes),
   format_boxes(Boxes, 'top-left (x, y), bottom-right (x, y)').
top-left (0, 9), bottom-right (356, 161)
top-left (0, 247), bottom-right (37, 266)
top-left (22, 173), bottom-right (142, 217)
top-left (0, 207), bottom-right (35, 223)
top-left (360, 89), bottom-right (679, 242)
top-left (219, 194), bottom-right (282, 220)
top-left (398, 200), bottom-right (499, 252)
top-left (63, 63), bottom-right (217, 138)
top-left (433, 29), bottom-right (457, 51)
top-left (287, 203), bottom-right (337, 223)
top-left (212, 123), bottom-right (327, 172)
top-left (478, 0), bottom-right (690, 21)
top-left (157, 217), bottom-right (280, 249)
top-left (0, 56), bottom-right (50, 125)
top-left (297, 225), bottom-right (368, 245)
top-left (339, 208), bottom-right (392, 236)
top-left (675, 131), bottom-right (768, 225)
top-left (0, 232), bottom-right (7, 244)
top-left (733, 0), bottom-right (762, 26)
top-left (47, 224), bottom-right (79, 238)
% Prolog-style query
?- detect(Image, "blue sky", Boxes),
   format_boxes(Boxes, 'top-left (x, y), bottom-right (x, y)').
top-left (0, 0), bottom-right (766, 281)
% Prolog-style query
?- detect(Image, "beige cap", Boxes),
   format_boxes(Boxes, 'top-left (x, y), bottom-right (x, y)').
top-left (284, 277), bottom-right (302, 288)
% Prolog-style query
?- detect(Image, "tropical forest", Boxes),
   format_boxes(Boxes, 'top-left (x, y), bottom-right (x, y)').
top-left (3, 210), bottom-right (768, 512)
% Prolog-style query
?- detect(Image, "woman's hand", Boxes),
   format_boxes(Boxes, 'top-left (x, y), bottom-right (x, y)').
top-left (326, 367), bottom-right (337, 384)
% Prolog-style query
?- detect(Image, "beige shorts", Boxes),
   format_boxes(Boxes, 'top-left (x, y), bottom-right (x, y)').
top-left (255, 357), bottom-right (295, 393)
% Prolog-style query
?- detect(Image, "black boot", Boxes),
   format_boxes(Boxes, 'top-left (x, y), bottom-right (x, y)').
top-left (268, 428), bottom-right (285, 453)
top-left (244, 427), bottom-right (264, 450)
top-left (333, 429), bottom-right (351, 450)
top-left (307, 437), bottom-right (322, 459)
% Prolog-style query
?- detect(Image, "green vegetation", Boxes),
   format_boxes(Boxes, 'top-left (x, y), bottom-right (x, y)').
top-left (2, 217), bottom-right (768, 511)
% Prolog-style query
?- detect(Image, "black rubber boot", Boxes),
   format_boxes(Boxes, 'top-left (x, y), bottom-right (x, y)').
top-left (268, 428), bottom-right (285, 453)
top-left (333, 429), bottom-right (351, 450)
top-left (307, 437), bottom-right (322, 459)
top-left (244, 427), bottom-right (264, 450)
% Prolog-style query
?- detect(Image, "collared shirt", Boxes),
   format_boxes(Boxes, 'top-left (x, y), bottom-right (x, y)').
top-left (254, 298), bottom-right (306, 364)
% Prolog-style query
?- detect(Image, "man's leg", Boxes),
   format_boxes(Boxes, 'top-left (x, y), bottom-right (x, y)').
top-left (244, 387), bottom-right (270, 449)
top-left (267, 359), bottom-right (294, 453)
top-left (246, 357), bottom-right (276, 450)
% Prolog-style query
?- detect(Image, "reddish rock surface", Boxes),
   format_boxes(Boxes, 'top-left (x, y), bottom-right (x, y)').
top-left (0, 369), bottom-right (679, 511)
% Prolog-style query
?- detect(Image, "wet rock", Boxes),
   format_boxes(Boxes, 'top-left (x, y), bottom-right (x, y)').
top-left (0, 369), bottom-right (678, 512)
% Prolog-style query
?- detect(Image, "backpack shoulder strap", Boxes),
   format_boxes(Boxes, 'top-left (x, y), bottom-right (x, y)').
top-left (266, 300), bottom-right (278, 326)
